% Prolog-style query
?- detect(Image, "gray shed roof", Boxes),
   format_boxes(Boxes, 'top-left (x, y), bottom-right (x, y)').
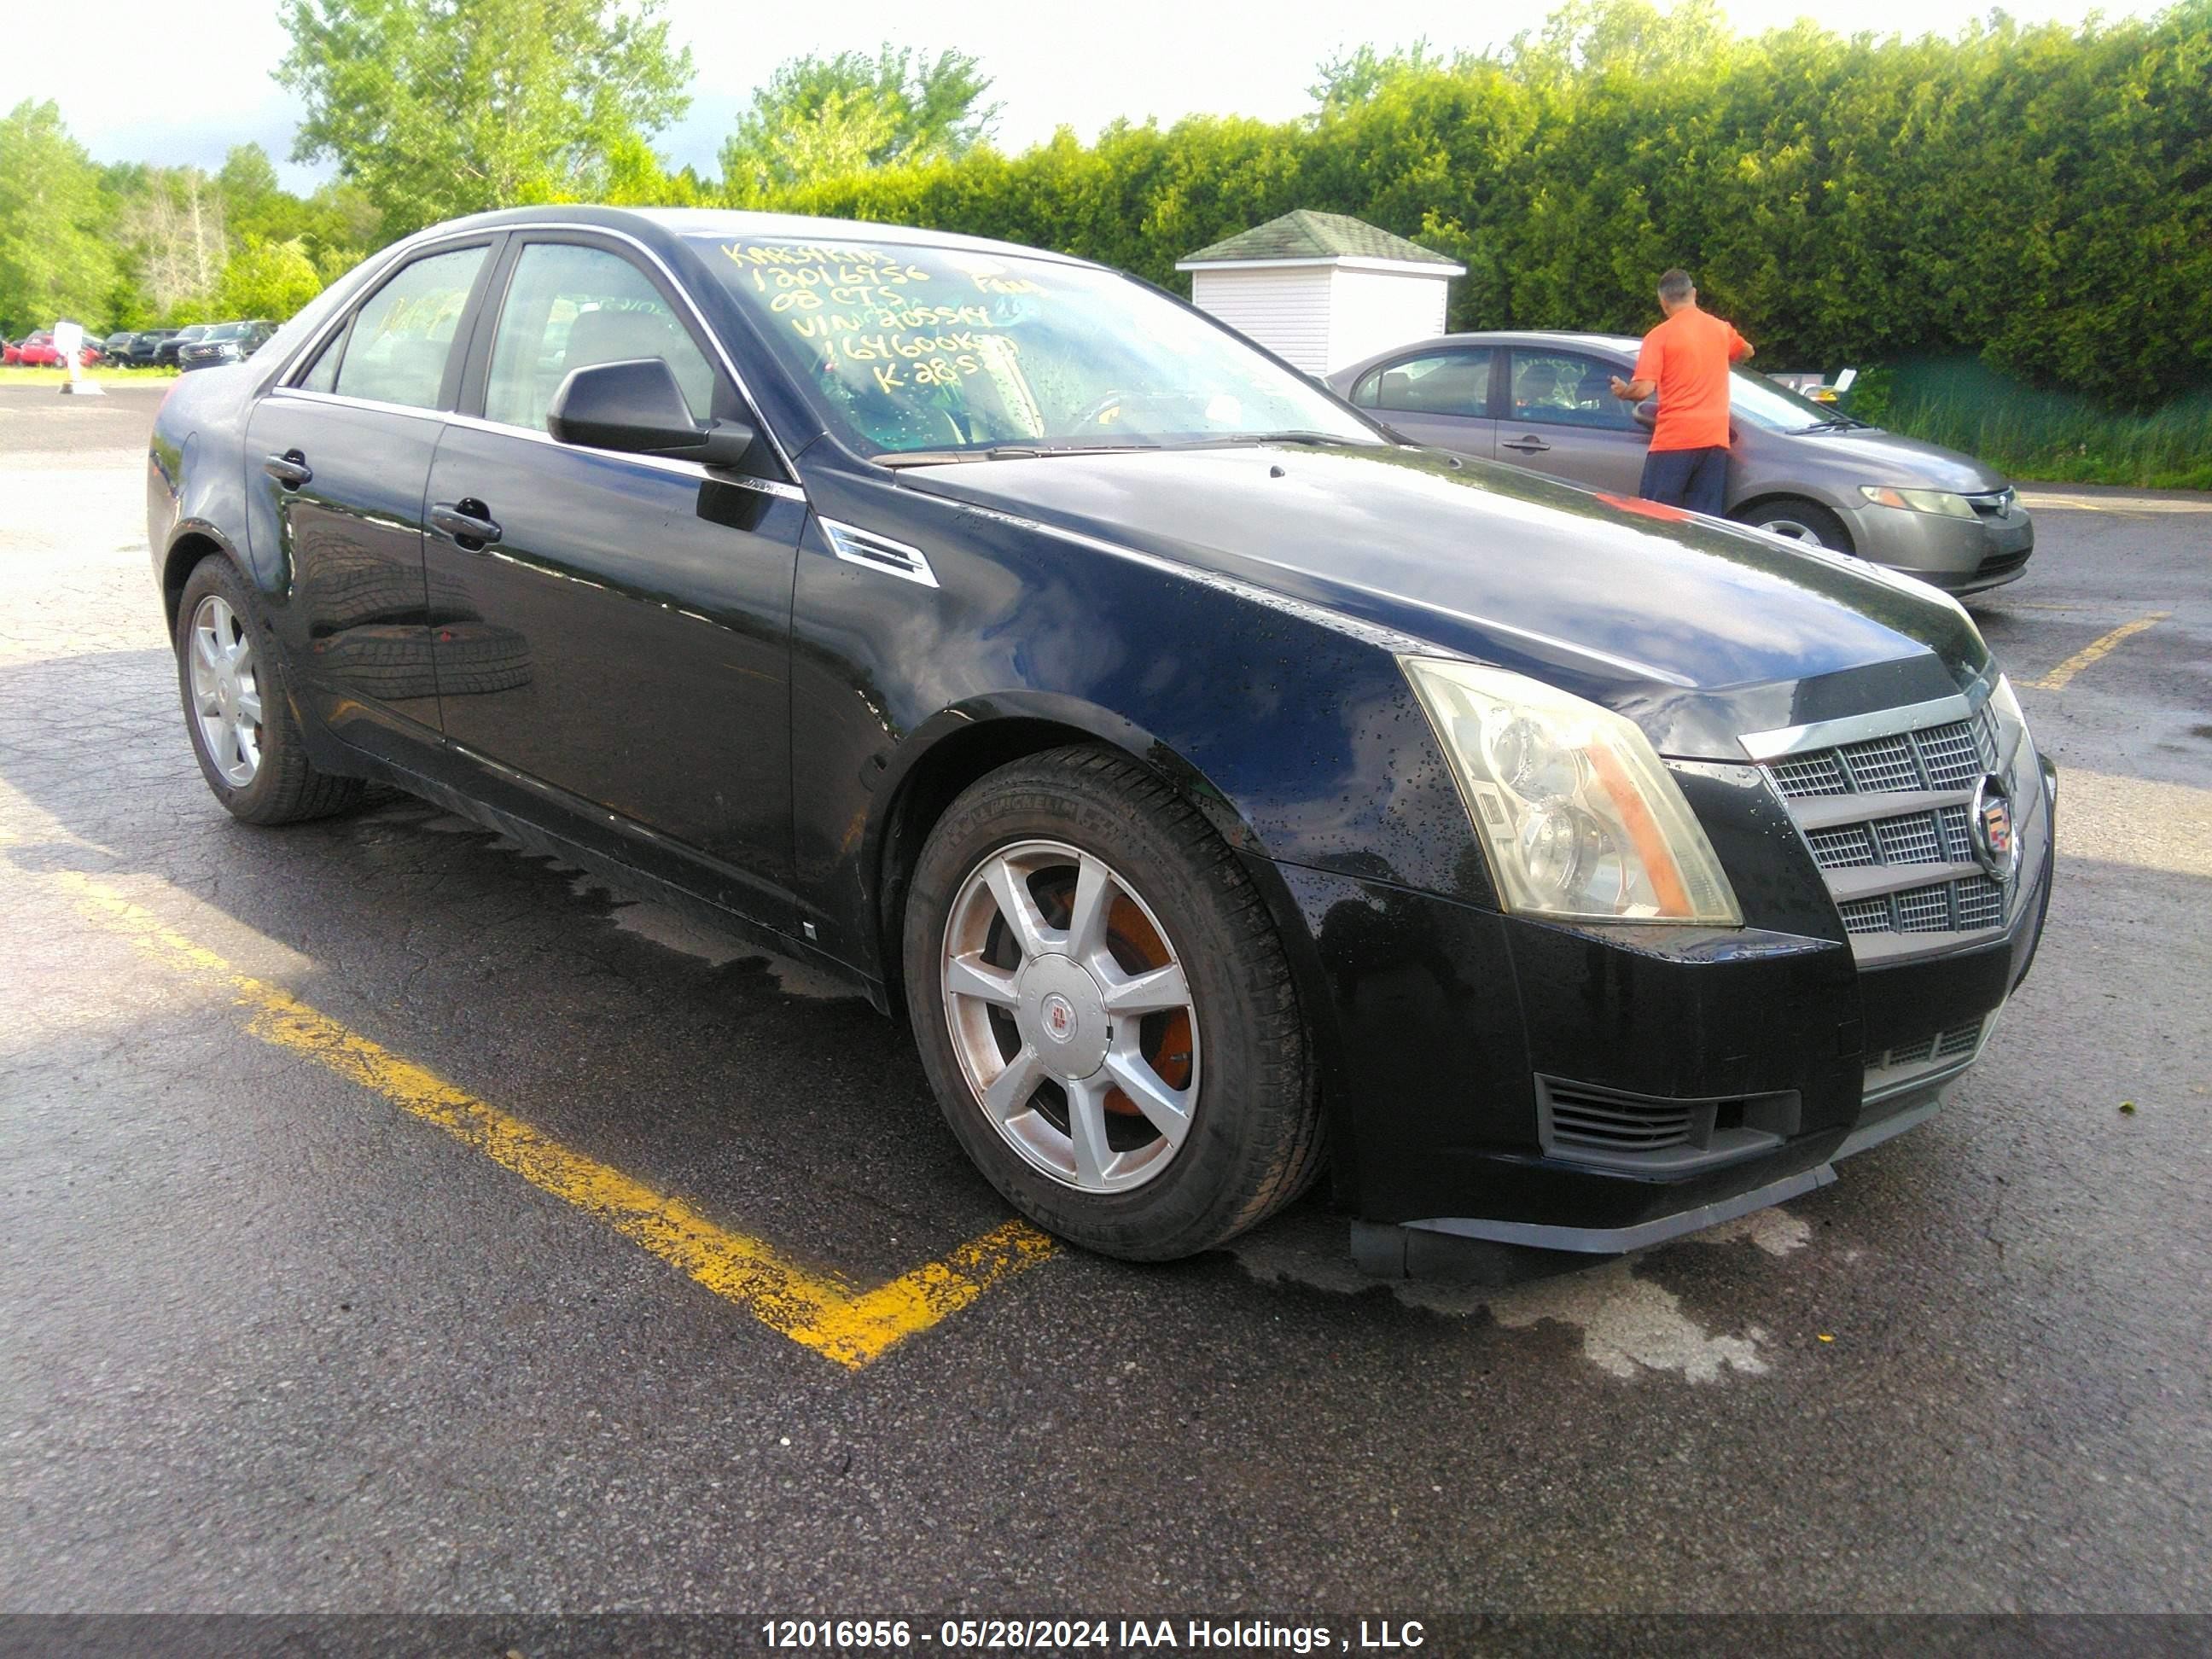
top-left (1176, 210), bottom-right (1460, 269)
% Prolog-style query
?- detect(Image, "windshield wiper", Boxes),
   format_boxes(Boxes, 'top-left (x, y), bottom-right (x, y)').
top-left (876, 442), bottom-right (1162, 468)
top-left (1796, 417), bottom-right (1860, 433)
top-left (1170, 431), bottom-right (1362, 450)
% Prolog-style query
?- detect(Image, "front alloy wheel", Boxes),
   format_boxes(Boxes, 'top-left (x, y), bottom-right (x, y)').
top-left (940, 839), bottom-right (1200, 1194)
top-left (905, 747), bottom-right (1324, 1260)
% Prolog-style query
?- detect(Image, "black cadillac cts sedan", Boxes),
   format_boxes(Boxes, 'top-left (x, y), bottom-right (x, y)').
top-left (147, 207), bottom-right (2055, 1272)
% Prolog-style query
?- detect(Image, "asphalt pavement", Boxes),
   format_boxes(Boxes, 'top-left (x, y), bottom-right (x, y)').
top-left (2, 381), bottom-right (2208, 1623)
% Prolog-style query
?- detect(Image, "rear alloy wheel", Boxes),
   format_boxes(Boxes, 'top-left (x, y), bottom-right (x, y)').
top-left (174, 556), bottom-right (364, 825)
top-left (1737, 495), bottom-right (1854, 553)
top-left (904, 748), bottom-right (1324, 1260)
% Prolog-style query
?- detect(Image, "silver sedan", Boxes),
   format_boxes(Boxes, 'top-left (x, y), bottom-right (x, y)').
top-left (1327, 331), bottom-right (2034, 595)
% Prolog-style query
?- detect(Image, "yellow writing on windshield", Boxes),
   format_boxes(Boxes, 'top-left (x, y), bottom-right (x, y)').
top-left (721, 241), bottom-right (1045, 388)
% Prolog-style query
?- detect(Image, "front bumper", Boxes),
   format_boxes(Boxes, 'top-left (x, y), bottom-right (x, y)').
top-left (1279, 753), bottom-right (2055, 1266)
top-left (1842, 498), bottom-right (2035, 595)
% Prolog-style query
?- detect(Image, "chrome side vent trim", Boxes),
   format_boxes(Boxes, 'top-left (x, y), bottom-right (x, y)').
top-left (821, 517), bottom-right (939, 589)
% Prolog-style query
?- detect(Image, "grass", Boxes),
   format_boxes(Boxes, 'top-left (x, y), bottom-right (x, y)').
top-left (0, 364), bottom-right (178, 384)
top-left (1855, 357), bottom-right (2212, 492)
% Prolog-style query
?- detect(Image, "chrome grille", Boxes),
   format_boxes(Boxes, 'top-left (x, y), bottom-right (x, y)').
top-left (1754, 696), bottom-right (2021, 952)
top-left (1954, 876), bottom-right (2004, 929)
top-left (1838, 897), bottom-right (1893, 935)
top-left (1872, 812), bottom-right (1943, 865)
top-left (1807, 824), bottom-right (1877, 868)
top-left (1770, 752), bottom-right (1849, 797)
top-left (1916, 719), bottom-right (1989, 789)
top-left (1894, 884), bottom-right (1953, 932)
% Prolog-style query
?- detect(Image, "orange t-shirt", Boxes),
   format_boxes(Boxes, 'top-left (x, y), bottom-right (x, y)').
top-left (1634, 306), bottom-right (1752, 451)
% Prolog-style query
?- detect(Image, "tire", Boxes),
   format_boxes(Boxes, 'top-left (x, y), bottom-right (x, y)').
top-left (1733, 495), bottom-right (1854, 553)
top-left (902, 746), bottom-right (1324, 1260)
top-left (174, 556), bottom-right (364, 825)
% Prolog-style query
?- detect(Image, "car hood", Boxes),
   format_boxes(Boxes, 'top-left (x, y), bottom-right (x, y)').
top-left (897, 442), bottom-right (1991, 759)
top-left (1771, 422), bottom-right (2009, 492)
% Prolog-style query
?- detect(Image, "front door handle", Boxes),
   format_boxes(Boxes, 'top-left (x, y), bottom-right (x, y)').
top-left (262, 451), bottom-right (311, 489)
top-left (430, 499), bottom-right (502, 549)
top-left (1501, 435), bottom-right (1551, 454)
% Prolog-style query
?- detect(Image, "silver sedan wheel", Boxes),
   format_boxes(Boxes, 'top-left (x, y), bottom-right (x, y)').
top-left (1755, 515), bottom-right (1826, 545)
top-left (187, 595), bottom-right (263, 788)
top-left (940, 839), bottom-right (1200, 1194)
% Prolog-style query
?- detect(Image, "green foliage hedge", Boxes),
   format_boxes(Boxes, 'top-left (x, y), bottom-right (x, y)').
top-left (753, 1), bottom-right (2212, 412)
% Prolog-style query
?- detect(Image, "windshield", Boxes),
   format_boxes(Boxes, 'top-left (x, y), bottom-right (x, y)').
top-left (690, 235), bottom-right (1379, 457)
top-left (1729, 367), bottom-right (1866, 433)
top-left (204, 323), bottom-right (248, 341)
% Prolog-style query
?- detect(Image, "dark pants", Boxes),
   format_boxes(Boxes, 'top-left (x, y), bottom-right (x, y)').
top-left (1640, 445), bottom-right (1730, 515)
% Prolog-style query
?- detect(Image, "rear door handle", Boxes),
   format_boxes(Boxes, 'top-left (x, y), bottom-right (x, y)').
top-left (1501, 435), bottom-right (1551, 454)
top-left (262, 451), bottom-right (311, 488)
top-left (430, 500), bottom-right (502, 548)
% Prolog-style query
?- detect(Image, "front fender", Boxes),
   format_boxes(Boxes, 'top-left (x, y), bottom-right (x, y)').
top-left (790, 463), bottom-right (1496, 981)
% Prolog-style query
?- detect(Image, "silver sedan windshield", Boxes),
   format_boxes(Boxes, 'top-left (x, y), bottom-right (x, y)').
top-left (692, 235), bottom-right (1378, 457)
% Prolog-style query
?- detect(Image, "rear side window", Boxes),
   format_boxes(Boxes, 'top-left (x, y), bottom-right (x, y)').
top-left (1354, 351), bottom-right (1492, 417)
top-left (483, 242), bottom-right (716, 433)
top-left (330, 245), bottom-right (487, 411)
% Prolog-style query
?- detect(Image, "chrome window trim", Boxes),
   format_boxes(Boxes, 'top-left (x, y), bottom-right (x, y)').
top-left (440, 409), bottom-right (807, 500)
top-left (1738, 673), bottom-right (1994, 763)
top-left (268, 385), bottom-right (447, 426)
top-left (264, 388), bottom-right (809, 502)
top-left (273, 218), bottom-right (802, 483)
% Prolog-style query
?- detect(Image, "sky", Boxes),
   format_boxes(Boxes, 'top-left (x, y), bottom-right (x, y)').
top-left (3, 0), bottom-right (2173, 194)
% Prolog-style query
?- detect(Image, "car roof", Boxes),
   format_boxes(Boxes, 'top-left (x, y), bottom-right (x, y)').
top-left (420, 205), bottom-right (1099, 271)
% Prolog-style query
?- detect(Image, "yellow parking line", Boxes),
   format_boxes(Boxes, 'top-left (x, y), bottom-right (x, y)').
top-left (49, 870), bottom-right (1057, 1370)
top-left (2022, 610), bottom-right (2171, 692)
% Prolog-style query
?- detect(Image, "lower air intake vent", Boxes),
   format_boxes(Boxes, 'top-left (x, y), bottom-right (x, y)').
top-left (1545, 1085), bottom-right (1696, 1154)
top-left (1536, 1077), bottom-right (1803, 1172)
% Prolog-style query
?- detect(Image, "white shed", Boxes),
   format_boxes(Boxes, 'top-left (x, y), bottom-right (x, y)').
top-left (1176, 210), bottom-right (1464, 376)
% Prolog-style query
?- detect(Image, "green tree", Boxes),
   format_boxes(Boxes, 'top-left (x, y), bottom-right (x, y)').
top-left (719, 46), bottom-right (998, 199)
top-left (217, 236), bottom-right (327, 320)
top-left (0, 100), bottom-right (119, 334)
top-left (276, 0), bottom-right (694, 237)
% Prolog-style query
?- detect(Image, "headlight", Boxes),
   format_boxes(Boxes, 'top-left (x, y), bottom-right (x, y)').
top-left (1860, 485), bottom-right (1976, 518)
top-left (1400, 658), bottom-right (1743, 925)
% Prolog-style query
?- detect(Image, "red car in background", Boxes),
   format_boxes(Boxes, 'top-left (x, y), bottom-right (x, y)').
top-left (3, 331), bottom-right (102, 368)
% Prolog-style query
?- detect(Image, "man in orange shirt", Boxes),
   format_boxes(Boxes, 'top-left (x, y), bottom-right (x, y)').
top-left (1609, 269), bottom-right (1754, 515)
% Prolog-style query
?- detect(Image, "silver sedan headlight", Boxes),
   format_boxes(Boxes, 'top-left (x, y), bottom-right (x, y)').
top-left (1860, 486), bottom-right (1976, 519)
top-left (1401, 658), bottom-right (1742, 925)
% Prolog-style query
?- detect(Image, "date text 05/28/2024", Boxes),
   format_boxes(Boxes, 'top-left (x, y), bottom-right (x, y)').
top-left (760, 1619), bottom-right (1429, 1651)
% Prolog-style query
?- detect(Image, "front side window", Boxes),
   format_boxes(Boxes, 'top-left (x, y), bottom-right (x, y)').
top-left (1507, 352), bottom-right (1636, 431)
top-left (690, 235), bottom-right (1379, 457)
top-left (1353, 351), bottom-right (1492, 417)
top-left (330, 244), bottom-right (487, 411)
top-left (485, 242), bottom-right (717, 434)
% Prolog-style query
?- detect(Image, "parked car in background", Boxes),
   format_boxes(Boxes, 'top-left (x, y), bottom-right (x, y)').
top-left (145, 207), bottom-right (2053, 1273)
top-left (154, 326), bottom-right (213, 368)
top-left (125, 329), bottom-right (182, 367)
top-left (178, 320), bottom-right (276, 371)
top-left (104, 331), bottom-right (140, 361)
top-left (1330, 331), bottom-right (2035, 595)
top-left (4, 330), bottom-right (100, 368)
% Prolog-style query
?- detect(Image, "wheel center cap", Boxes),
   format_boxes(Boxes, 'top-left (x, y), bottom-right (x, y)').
top-left (1016, 954), bottom-right (1110, 1081)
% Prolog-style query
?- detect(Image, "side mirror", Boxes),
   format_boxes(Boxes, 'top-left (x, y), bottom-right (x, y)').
top-left (1632, 399), bottom-right (1658, 433)
top-left (547, 357), bottom-right (755, 469)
